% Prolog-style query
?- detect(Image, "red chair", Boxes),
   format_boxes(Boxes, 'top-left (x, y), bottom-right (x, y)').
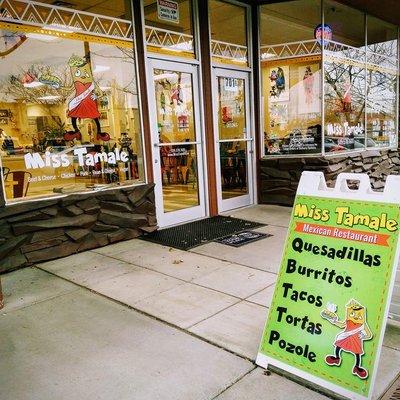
top-left (4, 170), bottom-right (32, 198)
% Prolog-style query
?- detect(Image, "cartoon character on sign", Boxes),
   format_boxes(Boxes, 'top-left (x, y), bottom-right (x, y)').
top-left (321, 299), bottom-right (372, 379)
top-left (64, 54), bottom-right (110, 142)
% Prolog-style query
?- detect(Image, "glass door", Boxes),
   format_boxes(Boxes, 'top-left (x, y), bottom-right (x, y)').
top-left (148, 59), bottom-right (206, 227)
top-left (213, 68), bottom-right (254, 212)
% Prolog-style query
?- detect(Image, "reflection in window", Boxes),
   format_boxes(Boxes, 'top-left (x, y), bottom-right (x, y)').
top-left (143, 0), bottom-right (195, 58)
top-left (210, 0), bottom-right (248, 66)
top-left (260, 0), bottom-right (322, 155)
top-left (220, 141), bottom-right (248, 199)
top-left (262, 0), bottom-right (399, 157)
top-left (0, 1), bottom-right (144, 202)
top-left (216, 76), bottom-right (249, 199)
top-left (153, 69), bottom-right (199, 213)
top-left (159, 144), bottom-right (199, 212)
top-left (217, 77), bottom-right (246, 140)
top-left (154, 69), bottom-right (196, 143)
top-left (323, 1), bottom-right (366, 152)
top-left (366, 16), bottom-right (398, 148)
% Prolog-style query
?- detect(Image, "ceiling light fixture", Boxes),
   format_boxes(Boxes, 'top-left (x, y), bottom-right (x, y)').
top-left (161, 40), bottom-right (192, 53)
top-left (26, 33), bottom-right (58, 42)
top-left (153, 73), bottom-right (177, 81)
top-left (261, 52), bottom-right (276, 60)
top-left (93, 65), bottom-right (110, 73)
top-left (42, 23), bottom-right (82, 34)
top-left (230, 56), bottom-right (247, 63)
top-left (23, 81), bottom-right (44, 88)
top-left (37, 95), bottom-right (60, 101)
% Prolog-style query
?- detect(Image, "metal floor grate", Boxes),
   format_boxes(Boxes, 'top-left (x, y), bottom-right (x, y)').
top-left (382, 375), bottom-right (400, 400)
top-left (140, 216), bottom-right (265, 250)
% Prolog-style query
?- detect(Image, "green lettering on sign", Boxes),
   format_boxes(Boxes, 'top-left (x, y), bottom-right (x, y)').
top-left (257, 195), bottom-right (400, 399)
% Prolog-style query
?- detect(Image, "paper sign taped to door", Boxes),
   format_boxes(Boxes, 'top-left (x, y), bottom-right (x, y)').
top-left (256, 172), bottom-right (400, 400)
top-left (157, 0), bottom-right (179, 23)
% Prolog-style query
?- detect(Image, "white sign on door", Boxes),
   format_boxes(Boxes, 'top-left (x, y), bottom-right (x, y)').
top-left (157, 0), bottom-right (179, 24)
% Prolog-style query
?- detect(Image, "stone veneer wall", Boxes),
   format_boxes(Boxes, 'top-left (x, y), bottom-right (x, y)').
top-left (260, 149), bottom-right (400, 206)
top-left (0, 184), bottom-right (156, 274)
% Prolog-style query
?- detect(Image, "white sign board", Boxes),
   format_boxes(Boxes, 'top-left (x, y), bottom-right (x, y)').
top-left (157, 0), bottom-right (179, 24)
top-left (257, 172), bottom-right (400, 400)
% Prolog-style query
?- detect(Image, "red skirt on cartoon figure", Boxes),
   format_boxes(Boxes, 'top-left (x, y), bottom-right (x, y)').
top-left (335, 320), bottom-right (364, 354)
top-left (68, 81), bottom-right (100, 119)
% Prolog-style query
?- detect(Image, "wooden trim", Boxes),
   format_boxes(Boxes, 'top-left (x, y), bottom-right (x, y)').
top-left (132, 0), bottom-right (154, 183)
top-left (261, 55), bottom-right (322, 66)
top-left (0, 180), bottom-right (5, 207)
top-left (198, 0), bottom-right (218, 216)
top-left (251, 3), bottom-right (262, 204)
top-left (0, 277), bottom-right (3, 309)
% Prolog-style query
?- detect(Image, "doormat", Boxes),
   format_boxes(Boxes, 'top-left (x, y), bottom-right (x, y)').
top-left (140, 216), bottom-right (265, 250)
top-left (214, 231), bottom-right (272, 247)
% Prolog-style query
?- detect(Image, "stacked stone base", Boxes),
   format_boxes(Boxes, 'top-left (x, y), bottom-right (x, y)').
top-left (0, 184), bottom-right (157, 274)
top-left (260, 149), bottom-right (400, 206)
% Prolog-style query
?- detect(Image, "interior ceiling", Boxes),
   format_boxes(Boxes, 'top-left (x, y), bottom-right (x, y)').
top-left (260, 1), bottom-right (321, 46)
top-left (9, 1), bottom-right (398, 47)
top-left (209, 0), bottom-right (246, 45)
top-left (36, 0), bottom-right (128, 19)
top-left (144, 0), bottom-right (247, 45)
top-left (143, 0), bottom-right (192, 33)
top-left (336, 0), bottom-right (400, 26)
top-left (252, 0), bottom-right (400, 26)
top-left (24, 1), bottom-right (400, 27)
top-left (260, 0), bottom-right (398, 47)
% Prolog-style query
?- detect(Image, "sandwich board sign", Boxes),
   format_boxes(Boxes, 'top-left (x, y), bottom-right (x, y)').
top-left (256, 172), bottom-right (400, 400)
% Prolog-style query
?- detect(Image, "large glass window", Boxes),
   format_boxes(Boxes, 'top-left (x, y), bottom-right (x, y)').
top-left (144, 0), bottom-right (195, 58)
top-left (0, 0), bottom-right (144, 202)
top-left (261, 0), bottom-right (322, 155)
top-left (261, 0), bottom-right (399, 157)
top-left (209, 0), bottom-right (248, 67)
top-left (323, 1), bottom-right (366, 152)
top-left (366, 16), bottom-right (398, 148)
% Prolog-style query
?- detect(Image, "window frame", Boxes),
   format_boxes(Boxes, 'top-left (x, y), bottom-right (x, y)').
top-left (260, 0), bottom-right (400, 159)
top-left (0, 0), bottom-right (149, 206)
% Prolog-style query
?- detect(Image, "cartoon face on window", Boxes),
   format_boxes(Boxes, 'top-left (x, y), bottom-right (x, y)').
top-left (68, 54), bottom-right (93, 84)
top-left (70, 62), bottom-right (93, 84)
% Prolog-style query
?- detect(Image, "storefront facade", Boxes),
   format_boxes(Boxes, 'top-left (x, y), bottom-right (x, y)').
top-left (0, 0), bottom-right (398, 272)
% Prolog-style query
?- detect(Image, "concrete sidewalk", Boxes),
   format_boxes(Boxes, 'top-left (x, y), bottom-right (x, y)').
top-left (0, 205), bottom-right (399, 400)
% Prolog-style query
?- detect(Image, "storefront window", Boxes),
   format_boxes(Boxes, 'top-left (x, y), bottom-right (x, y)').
top-left (209, 0), bottom-right (248, 66)
top-left (0, 1), bottom-right (144, 202)
top-left (323, 1), bottom-right (366, 152)
top-left (366, 17), bottom-right (398, 148)
top-left (144, 0), bottom-right (195, 59)
top-left (261, 0), bottom-right (322, 155)
top-left (261, 0), bottom-right (399, 157)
